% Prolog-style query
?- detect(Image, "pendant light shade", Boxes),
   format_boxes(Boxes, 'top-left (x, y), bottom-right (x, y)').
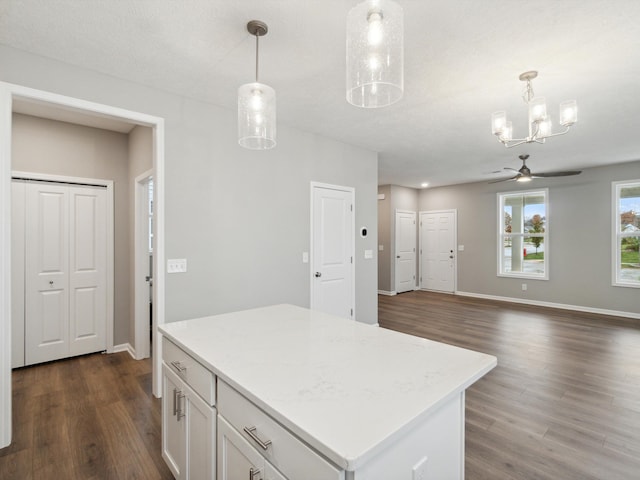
top-left (238, 20), bottom-right (276, 150)
top-left (346, 0), bottom-right (404, 108)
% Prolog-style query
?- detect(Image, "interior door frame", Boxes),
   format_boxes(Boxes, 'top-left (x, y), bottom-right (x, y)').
top-left (309, 181), bottom-right (356, 319)
top-left (0, 81), bottom-right (165, 448)
top-left (134, 170), bottom-right (153, 360)
top-left (12, 171), bottom-right (114, 364)
top-left (419, 209), bottom-right (458, 293)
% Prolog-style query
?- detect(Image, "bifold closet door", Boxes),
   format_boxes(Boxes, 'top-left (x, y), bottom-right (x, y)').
top-left (24, 182), bottom-right (107, 365)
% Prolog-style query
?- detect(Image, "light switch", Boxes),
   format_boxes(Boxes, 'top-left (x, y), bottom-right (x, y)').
top-left (364, 249), bottom-right (373, 259)
top-left (379, 244), bottom-right (384, 251)
top-left (167, 258), bottom-right (187, 273)
top-left (302, 252), bottom-right (309, 263)
top-left (458, 245), bottom-right (465, 251)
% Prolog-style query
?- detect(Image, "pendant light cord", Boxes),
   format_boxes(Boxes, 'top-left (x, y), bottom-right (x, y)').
top-left (255, 34), bottom-right (260, 83)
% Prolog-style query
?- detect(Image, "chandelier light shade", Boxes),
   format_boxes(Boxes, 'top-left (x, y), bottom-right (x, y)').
top-left (238, 20), bottom-right (276, 150)
top-left (491, 71), bottom-right (577, 148)
top-left (346, 0), bottom-right (404, 108)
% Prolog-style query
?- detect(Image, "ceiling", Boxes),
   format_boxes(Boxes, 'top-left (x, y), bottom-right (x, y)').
top-left (1, 0), bottom-right (639, 188)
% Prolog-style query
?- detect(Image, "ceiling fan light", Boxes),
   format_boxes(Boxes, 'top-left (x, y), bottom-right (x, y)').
top-left (560, 99), bottom-right (578, 126)
top-left (517, 175), bottom-right (532, 183)
top-left (346, 0), bottom-right (404, 108)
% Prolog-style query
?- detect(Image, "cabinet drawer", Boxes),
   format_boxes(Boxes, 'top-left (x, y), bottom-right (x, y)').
top-left (163, 337), bottom-right (215, 406)
top-left (218, 380), bottom-right (343, 480)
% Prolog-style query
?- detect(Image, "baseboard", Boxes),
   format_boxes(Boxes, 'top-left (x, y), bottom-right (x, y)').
top-left (378, 290), bottom-right (397, 296)
top-left (112, 343), bottom-right (137, 359)
top-left (455, 291), bottom-right (640, 320)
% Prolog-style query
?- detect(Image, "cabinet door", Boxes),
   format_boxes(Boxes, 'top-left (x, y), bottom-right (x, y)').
top-left (163, 365), bottom-right (186, 479)
top-left (185, 384), bottom-right (215, 480)
top-left (265, 462), bottom-right (288, 480)
top-left (218, 415), bottom-right (265, 480)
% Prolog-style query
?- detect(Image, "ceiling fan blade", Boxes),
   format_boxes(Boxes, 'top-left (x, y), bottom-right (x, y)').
top-left (532, 171), bottom-right (582, 177)
top-left (489, 175), bottom-right (519, 184)
top-left (504, 167), bottom-right (519, 172)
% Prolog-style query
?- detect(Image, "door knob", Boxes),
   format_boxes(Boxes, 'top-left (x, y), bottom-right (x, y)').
top-left (314, 272), bottom-right (322, 278)
top-left (396, 255), bottom-right (400, 259)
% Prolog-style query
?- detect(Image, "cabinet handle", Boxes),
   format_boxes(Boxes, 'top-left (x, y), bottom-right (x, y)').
top-left (170, 360), bottom-right (187, 374)
top-left (249, 467), bottom-right (262, 480)
top-left (173, 388), bottom-right (178, 416)
top-left (243, 426), bottom-right (272, 450)
top-left (176, 392), bottom-right (186, 421)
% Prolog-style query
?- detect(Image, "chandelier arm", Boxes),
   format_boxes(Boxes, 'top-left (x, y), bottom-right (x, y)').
top-left (542, 126), bottom-right (572, 139)
top-left (500, 139), bottom-right (529, 149)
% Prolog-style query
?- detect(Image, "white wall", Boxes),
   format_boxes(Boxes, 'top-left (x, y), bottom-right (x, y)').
top-left (0, 45), bottom-right (379, 326)
top-left (419, 160), bottom-right (640, 316)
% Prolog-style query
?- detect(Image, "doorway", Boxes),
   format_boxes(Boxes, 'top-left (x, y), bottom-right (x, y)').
top-left (310, 182), bottom-right (355, 320)
top-left (0, 82), bottom-right (165, 448)
top-left (134, 171), bottom-right (153, 359)
top-left (419, 210), bottom-right (457, 293)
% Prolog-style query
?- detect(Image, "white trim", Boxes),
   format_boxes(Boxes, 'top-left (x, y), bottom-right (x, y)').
top-left (0, 81), bottom-right (165, 448)
top-left (112, 342), bottom-right (137, 359)
top-left (134, 170), bottom-right (153, 360)
top-left (418, 209), bottom-right (458, 293)
top-left (11, 171), bottom-right (115, 356)
top-left (455, 290), bottom-right (640, 320)
top-left (310, 182), bottom-right (356, 320)
top-left (377, 290), bottom-right (397, 296)
top-left (611, 179), bottom-right (640, 288)
top-left (394, 209), bottom-right (417, 293)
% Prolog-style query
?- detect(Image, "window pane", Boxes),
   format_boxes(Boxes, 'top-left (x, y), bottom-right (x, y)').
top-left (503, 205), bottom-right (512, 233)
top-left (619, 186), bottom-right (640, 232)
top-left (619, 236), bottom-right (640, 283)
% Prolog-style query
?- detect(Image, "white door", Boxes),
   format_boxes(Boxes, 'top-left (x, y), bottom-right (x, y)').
top-left (311, 184), bottom-right (354, 320)
top-left (395, 210), bottom-right (416, 293)
top-left (24, 182), bottom-right (107, 365)
top-left (420, 210), bottom-right (457, 292)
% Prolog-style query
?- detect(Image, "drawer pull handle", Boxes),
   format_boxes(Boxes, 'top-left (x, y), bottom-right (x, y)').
top-left (171, 360), bottom-right (187, 373)
top-left (249, 467), bottom-right (261, 480)
top-left (243, 426), bottom-right (272, 450)
top-left (176, 392), bottom-right (186, 421)
top-left (172, 388), bottom-right (178, 416)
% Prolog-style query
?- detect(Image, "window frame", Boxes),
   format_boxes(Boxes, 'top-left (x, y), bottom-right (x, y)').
top-left (612, 179), bottom-right (640, 288)
top-left (497, 188), bottom-right (549, 280)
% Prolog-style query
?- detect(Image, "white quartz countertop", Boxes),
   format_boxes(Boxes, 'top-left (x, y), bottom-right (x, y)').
top-left (159, 304), bottom-right (496, 471)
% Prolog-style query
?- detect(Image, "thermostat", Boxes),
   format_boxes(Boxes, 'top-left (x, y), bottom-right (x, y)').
top-left (360, 227), bottom-right (368, 238)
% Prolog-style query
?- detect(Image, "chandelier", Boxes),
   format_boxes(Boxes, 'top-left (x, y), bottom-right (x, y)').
top-left (238, 20), bottom-right (276, 150)
top-left (491, 71), bottom-right (577, 148)
top-left (346, 0), bottom-right (404, 108)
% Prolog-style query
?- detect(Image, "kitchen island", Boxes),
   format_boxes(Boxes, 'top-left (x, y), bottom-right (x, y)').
top-left (159, 304), bottom-right (496, 480)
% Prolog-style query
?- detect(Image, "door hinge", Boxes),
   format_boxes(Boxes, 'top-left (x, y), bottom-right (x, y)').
top-left (350, 308), bottom-right (353, 317)
top-left (351, 256), bottom-right (353, 264)
top-left (420, 221), bottom-right (422, 227)
top-left (413, 247), bottom-right (415, 252)
top-left (350, 204), bottom-right (353, 212)
top-left (413, 275), bottom-right (415, 280)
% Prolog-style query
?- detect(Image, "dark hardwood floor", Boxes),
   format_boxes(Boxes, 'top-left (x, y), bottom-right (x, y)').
top-left (379, 291), bottom-right (640, 480)
top-left (0, 351), bottom-right (174, 480)
top-left (2, 292), bottom-right (639, 479)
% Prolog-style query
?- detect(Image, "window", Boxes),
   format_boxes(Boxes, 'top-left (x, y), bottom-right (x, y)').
top-left (498, 189), bottom-right (548, 279)
top-left (613, 180), bottom-right (640, 287)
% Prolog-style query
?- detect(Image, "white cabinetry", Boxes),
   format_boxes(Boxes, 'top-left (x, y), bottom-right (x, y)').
top-left (162, 338), bottom-right (216, 480)
top-left (218, 416), bottom-right (286, 480)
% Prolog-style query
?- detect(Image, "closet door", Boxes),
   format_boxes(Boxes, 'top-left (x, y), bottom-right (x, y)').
top-left (25, 183), bottom-right (70, 365)
top-left (24, 182), bottom-right (107, 365)
top-left (68, 186), bottom-right (107, 357)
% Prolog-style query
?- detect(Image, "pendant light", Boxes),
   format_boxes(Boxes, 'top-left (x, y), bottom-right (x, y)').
top-left (346, 0), bottom-right (404, 108)
top-left (238, 20), bottom-right (276, 150)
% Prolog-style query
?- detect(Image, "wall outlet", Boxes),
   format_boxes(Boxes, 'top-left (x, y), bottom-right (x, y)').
top-left (522, 283), bottom-right (527, 291)
top-left (412, 457), bottom-right (428, 480)
top-left (379, 244), bottom-right (384, 251)
top-left (167, 258), bottom-right (187, 273)
top-left (364, 249), bottom-right (373, 259)
top-left (458, 244), bottom-right (464, 251)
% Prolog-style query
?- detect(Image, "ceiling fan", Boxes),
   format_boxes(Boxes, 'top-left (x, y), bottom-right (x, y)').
top-left (489, 154), bottom-right (582, 183)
